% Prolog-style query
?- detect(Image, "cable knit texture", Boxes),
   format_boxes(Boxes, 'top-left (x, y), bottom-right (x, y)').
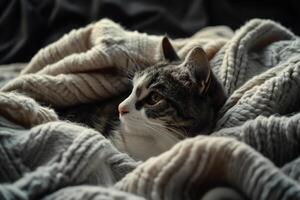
top-left (1, 18), bottom-right (300, 200)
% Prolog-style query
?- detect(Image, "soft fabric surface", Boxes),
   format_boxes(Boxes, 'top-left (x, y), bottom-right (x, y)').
top-left (1, 18), bottom-right (300, 200)
top-left (0, 64), bottom-right (25, 88)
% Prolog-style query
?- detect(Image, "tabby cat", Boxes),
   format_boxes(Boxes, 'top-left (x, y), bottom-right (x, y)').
top-left (58, 37), bottom-right (226, 161)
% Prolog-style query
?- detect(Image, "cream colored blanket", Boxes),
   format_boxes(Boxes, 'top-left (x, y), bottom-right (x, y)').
top-left (1, 18), bottom-right (300, 200)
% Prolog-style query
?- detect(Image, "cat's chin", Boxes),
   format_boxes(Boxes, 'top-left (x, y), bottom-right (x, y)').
top-left (119, 119), bottom-right (138, 134)
top-left (121, 123), bottom-right (131, 133)
top-left (119, 115), bottom-right (148, 134)
top-left (120, 123), bottom-right (147, 135)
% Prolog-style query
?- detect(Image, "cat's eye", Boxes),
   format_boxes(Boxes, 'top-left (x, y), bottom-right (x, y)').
top-left (145, 92), bottom-right (163, 105)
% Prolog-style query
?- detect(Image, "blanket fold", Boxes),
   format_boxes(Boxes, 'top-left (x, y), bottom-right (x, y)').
top-left (0, 19), bottom-right (232, 107)
top-left (1, 18), bottom-right (300, 200)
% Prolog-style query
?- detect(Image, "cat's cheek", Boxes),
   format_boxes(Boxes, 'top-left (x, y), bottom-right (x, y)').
top-left (119, 116), bottom-right (126, 125)
top-left (123, 125), bottom-right (130, 133)
top-left (119, 118), bottom-right (130, 132)
top-left (140, 108), bottom-right (149, 119)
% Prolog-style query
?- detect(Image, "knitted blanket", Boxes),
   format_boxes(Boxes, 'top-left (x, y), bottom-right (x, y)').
top-left (1, 18), bottom-right (300, 200)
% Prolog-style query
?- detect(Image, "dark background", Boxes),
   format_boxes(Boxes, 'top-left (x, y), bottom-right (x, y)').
top-left (0, 0), bottom-right (299, 64)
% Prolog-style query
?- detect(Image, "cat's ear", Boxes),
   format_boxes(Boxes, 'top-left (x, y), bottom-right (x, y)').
top-left (184, 47), bottom-right (211, 93)
top-left (161, 36), bottom-right (180, 61)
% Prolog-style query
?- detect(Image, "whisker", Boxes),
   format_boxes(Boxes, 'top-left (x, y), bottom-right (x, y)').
top-left (121, 111), bottom-right (185, 141)
top-left (141, 117), bottom-right (185, 140)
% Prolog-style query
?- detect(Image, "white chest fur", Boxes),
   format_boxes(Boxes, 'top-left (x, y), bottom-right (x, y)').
top-left (110, 125), bottom-right (179, 161)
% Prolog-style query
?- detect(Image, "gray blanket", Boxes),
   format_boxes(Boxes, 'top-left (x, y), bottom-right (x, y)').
top-left (1, 18), bottom-right (300, 200)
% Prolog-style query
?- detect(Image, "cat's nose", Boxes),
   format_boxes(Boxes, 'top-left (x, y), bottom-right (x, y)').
top-left (118, 105), bottom-right (129, 116)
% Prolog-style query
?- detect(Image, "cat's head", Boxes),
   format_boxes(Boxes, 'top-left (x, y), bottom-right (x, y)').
top-left (118, 37), bottom-right (226, 139)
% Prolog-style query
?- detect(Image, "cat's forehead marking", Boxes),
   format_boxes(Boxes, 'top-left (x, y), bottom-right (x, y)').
top-left (133, 73), bottom-right (147, 87)
top-left (133, 73), bottom-right (150, 99)
top-left (133, 62), bottom-right (182, 99)
top-left (135, 86), bottom-right (142, 98)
